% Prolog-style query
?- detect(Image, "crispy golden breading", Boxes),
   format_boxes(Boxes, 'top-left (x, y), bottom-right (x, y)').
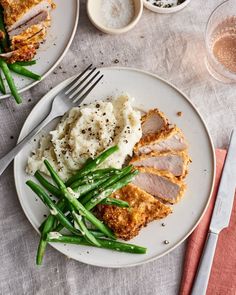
top-left (134, 126), bottom-right (188, 155)
top-left (98, 184), bottom-right (172, 240)
top-left (6, 44), bottom-right (36, 63)
top-left (0, 0), bottom-right (54, 61)
top-left (142, 109), bottom-right (168, 125)
top-left (0, 0), bottom-right (53, 28)
top-left (11, 25), bottom-right (47, 49)
top-left (141, 109), bottom-right (169, 137)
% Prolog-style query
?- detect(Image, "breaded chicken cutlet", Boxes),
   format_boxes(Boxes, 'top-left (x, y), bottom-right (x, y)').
top-left (0, 0), bottom-right (55, 62)
top-left (98, 184), bottom-right (172, 240)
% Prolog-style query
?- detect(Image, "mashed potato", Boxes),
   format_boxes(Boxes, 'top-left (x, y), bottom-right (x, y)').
top-left (26, 95), bottom-right (142, 180)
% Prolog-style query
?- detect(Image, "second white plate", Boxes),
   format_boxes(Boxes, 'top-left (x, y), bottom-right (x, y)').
top-left (14, 67), bottom-right (215, 268)
top-left (0, 0), bottom-right (79, 99)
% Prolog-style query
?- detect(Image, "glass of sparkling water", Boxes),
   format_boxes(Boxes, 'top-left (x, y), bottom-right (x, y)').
top-left (205, 0), bottom-right (236, 83)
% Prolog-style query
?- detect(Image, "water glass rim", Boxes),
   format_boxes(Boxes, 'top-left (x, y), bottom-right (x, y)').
top-left (204, 0), bottom-right (236, 82)
top-left (205, 0), bottom-right (230, 43)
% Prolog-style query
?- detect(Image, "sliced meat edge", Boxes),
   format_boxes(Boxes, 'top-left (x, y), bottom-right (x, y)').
top-left (130, 151), bottom-right (190, 178)
top-left (134, 126), bottom-right (188, 155)
top-left (132, 167), bottom-right (186, 204)
top-left (141, 109), bottom-right (169, 138)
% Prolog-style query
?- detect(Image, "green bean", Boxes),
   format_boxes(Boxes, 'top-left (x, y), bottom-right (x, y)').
top-left (65, 146), bottom-right (119, 186)
top-left (26, 181), bottom-right (80, 236)
top-left (87, 230), bottom-right (105, 238)
top-left (8, 63), bottom-right (41, 80)
top-left (53, 221), bottom-right (69, 233)
top-left (47, 234), bottom-right (147, 254)
top-left (35, 168), bottom-right (130, 209)
top-left (101, 197), bottom-right (129, 208)
top-left (0, 58), bottom-right (21, 103)
top-left (36, 165), bottom-right (129, 241)
top-left (36, 215), bottom-right (54, 265)
top-left (72, 211), bottom-right (100, 246)
top-left (35, 171), bottom-right (112, 265)
top-left (15, 60), bottom-right (36, 66)
top-left (38, 198), bottom-right (67, 232)
top-left (71, 174), bottom-right (115, 196)
top-left (35, 171), bottom-right (62, 198)
top-left (54, 221), bottom-right (105, 238)
top-left (43, 160), bottom-right (116, 240)
top-left (0, 70), bottom-right (5, 94)
top-left (46, 211), bottom-right (70, 233)
top-left (67, 168), bottom-right (119, 189)
top-left (36, 170), bottom-right (117, 233)
top-left (84, 170), bottom-right (139, 210)
top-left (41, 198), bottom-right (128, 238)
top-left (80, 166), bottom-right (133, 205)
top-left (35, 170), bottom-right (109, 199)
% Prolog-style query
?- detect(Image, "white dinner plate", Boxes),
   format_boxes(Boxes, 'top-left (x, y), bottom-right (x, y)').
top-left (0, 0), bottom-right (79, 99)
top-left (14, 67), bottom-right (215, 268)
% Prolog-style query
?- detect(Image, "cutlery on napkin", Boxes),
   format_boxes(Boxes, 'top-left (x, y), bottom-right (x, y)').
top-left (180, 131), bottom-right (236, 295)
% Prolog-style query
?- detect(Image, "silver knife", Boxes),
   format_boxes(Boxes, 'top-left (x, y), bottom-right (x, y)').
top-left (191, 129), bottom-right (236, 295)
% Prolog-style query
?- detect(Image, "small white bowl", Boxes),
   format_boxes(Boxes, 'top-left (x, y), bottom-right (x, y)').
top-left (87, 0), bottom-right (143, 35)
top-left (143, 0), bottom-right (192, 14)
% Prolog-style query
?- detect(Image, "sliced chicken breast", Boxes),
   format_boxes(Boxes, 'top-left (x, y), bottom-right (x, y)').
top-left (0, 0), bottom-right (53, 32)
top-left (141, 109), bottom-right (168, 138)
top-left (132, 167), bottom-right (186, 204)
top-left (0, 0), bottom-right (55, 62)
top-left (134, 126), bottom-right (188, 155)
top-left (9, 10), bottom-right (49, 38)
top-left (10, 24), bottom-right (47, 49)
top-left (98, 183), bottom-right (172, 240)
top-left (130, 151), bottom-right (190, 178)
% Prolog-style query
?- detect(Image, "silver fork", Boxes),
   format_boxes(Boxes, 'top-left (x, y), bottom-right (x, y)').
top-left (0, 64), bottom-right (103, 176)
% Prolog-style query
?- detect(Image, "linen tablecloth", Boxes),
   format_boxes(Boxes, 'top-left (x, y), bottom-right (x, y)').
top-left (0, 1), bottom-right (235, 294)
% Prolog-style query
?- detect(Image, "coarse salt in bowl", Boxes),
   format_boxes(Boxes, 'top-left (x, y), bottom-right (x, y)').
top-left (87, 0), bottom-right (143, 34)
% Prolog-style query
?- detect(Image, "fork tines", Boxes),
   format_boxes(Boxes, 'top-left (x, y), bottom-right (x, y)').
top-left (64, 64), bottom-right (103, 104)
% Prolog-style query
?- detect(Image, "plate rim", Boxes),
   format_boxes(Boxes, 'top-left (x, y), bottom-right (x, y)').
top-left (14, 66), bottom-right (216, 268)
top-left (0, 0), bottom-right (80, 100)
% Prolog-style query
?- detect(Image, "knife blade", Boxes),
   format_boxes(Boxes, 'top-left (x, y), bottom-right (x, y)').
top-left (191, 129), bottom-right (236, 295)
top-left (210, 129), bottom-right (236, 234)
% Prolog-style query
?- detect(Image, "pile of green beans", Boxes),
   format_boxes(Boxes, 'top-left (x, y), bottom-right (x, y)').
top-left (26, 146), bottom-right (147, 265)
top-left (0, 6), bottom-right (41, 103)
